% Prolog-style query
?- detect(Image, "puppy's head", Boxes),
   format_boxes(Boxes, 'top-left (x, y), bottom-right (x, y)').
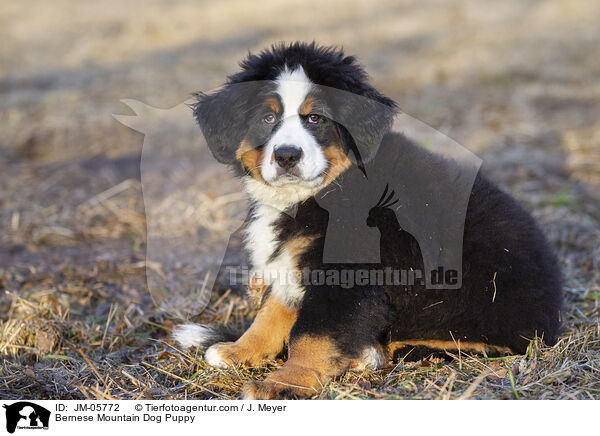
top-left (194, 42), bottom-right (397, 202)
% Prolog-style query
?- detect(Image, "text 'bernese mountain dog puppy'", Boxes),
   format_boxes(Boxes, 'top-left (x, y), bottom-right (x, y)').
top-left (173, 42), bottom-right (563, 399)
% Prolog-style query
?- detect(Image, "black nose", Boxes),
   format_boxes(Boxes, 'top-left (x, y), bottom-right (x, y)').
top-left (274, 146), bottom-right (302, 170)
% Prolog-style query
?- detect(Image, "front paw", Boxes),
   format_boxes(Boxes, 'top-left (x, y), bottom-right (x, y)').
top-left (204, 342), bottom-right (236, 368)
top-left (204, 342), bottom-right (269, 368)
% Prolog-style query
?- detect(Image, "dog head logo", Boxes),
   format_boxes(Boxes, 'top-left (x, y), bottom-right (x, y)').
top-left (3, 402), bottom-right (50, 433)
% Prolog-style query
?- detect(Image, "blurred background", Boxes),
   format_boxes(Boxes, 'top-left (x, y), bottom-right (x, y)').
top-left (1, 0), bottom-right (599, 399)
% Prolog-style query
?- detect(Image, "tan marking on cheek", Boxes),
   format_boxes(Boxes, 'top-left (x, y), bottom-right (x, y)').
top-left (236, 140), bottom-right (265, 181)
top-left (265, 97), bottom-right (280, 114)
top-left (388, 340), bottom-right (512, 357)
top-left (300, 96), bottom-right (315, 115)
top-left (321, 139), bottom-right (351, 186)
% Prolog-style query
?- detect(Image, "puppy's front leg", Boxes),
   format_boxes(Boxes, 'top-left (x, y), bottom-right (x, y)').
top-left (204, 294), bottom-right (297, 367)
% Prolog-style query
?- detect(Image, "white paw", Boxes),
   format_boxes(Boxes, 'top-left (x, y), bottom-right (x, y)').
top-left (204, 344), bottom-right (229, 368)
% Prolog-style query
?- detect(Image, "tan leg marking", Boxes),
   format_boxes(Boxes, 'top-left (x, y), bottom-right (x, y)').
top-left (204, 295), bottom-right (297, 367)
top-left (388, 339), bottom-right (512, 357)
top-left (242, 335), bottom-right (347, 399)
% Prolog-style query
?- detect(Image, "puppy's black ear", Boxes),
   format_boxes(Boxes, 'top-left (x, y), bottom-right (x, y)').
top-left (192, 83), bottom-right (255, 164)
top-left (329, 86), bottom-right (397, 168)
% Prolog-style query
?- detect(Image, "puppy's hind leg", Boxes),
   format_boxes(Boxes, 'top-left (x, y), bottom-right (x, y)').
top-left (242, 334), bottom-right (349, 399)
top-left (388, 339), bottom-right (513, 362)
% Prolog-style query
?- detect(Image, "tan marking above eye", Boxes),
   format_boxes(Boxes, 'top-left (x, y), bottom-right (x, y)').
top-left (265, 97), bottom-right (280, 114)
top-left (300, 96), bottom-right (316, 116)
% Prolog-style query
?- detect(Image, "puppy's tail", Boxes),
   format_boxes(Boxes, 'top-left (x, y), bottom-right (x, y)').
top-left (172, 323), bottom-right (241, 349)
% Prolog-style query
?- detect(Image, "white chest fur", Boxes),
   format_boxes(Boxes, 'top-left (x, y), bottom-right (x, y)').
top-left (244, 204), bottom-right (305, 306)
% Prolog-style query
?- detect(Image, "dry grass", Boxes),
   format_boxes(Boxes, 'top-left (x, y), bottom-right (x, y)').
top-left (1, 0), bottom-right (599, 400)
top-left (1, 278), bottom-right (598, 400)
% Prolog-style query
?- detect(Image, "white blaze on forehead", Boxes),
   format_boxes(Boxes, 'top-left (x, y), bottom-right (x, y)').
top-left (275, 66), bottom-right (313, 117)
top-left (259, 66), bottom-right (327, 187)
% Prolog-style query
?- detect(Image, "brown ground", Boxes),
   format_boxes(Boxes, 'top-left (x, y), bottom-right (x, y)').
top-left (1, 0), bottom-right (599, 399)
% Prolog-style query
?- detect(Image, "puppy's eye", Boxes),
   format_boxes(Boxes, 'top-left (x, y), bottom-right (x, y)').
top-left (307, 114), bottom-right (322, 124)
top-left (263, 113), bottom-right (276, 124)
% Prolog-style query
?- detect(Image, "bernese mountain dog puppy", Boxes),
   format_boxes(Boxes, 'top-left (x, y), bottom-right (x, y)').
top-left (173, 42), bottom-right (562, 399)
